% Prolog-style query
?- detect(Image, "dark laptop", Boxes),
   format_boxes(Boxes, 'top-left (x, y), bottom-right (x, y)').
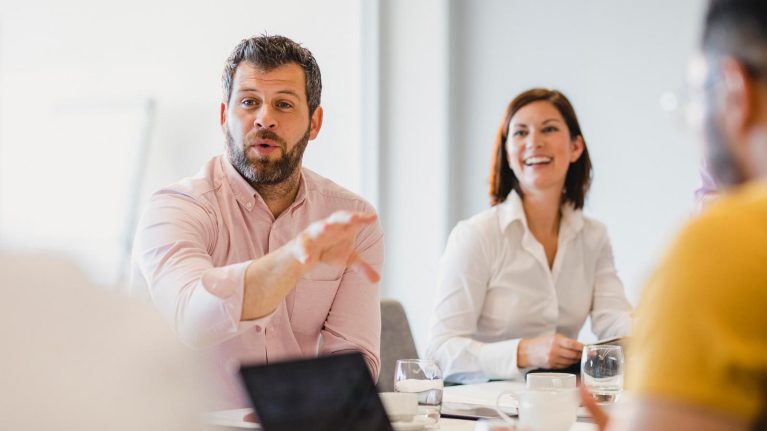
top-left (239, 352), bottom-right (394, 431)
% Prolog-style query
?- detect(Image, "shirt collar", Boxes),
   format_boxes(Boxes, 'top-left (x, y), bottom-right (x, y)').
top-left (560, 200), bottom-right (584, 237)
top-left (497, 190), bottom-right (528, 232)
top-left (497, 190), bottom-right (584, 236)
top-left (221, 156), bottom-right (257, 210)
top-left (220, 156), bottom-right (308, 214)
top-left (286, 171), bottom-right (308, 214)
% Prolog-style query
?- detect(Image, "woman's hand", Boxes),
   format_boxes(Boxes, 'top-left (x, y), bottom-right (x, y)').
top-left (517, 333), bottom-right (584, 369)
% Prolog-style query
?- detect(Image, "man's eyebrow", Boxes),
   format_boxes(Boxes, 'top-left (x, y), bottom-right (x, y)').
top-left (275, 89), bottom-right (301, 98)
top-left (236, 87), bottom-right (301, 99)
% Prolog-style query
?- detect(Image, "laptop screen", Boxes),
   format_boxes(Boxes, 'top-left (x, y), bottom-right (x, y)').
top-left (239, 353), bottom-right (394, 431)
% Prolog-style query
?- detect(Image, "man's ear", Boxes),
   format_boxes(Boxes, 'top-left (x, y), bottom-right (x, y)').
top-left (308, 106), bottom-right (324, 140)
top-left (720, 57), bottom-right (754, 134)
top-left (220, 102), bottom-right (228, 131)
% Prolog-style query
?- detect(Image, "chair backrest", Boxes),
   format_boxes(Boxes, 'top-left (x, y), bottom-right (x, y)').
top-left (377, 299), bottom-right (419, 392)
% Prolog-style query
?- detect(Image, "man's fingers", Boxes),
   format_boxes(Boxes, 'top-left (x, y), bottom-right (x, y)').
top-left (296, 212), bottom-right (379, 274)
top-left (579, 385), bottom-right (609, 431)
top-left (316, 212), bottom-right (377, 239)
top-left (348, 211), bottom-right (377, 224)
top-left (350, 253), bottom-right (380, 283)
top-left (326, 211), bottom-right (377, 226)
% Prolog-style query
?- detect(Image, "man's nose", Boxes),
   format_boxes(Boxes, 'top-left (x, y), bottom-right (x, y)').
top-left (255, 105), bottom-right (277, 129)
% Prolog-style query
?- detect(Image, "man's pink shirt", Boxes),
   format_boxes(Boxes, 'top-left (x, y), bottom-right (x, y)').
top-left (131, 155), bottom-right (384, 408)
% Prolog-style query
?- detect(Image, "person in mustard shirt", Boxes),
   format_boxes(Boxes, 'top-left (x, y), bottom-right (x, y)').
top-left (581, 0), bottom-right (767, 430)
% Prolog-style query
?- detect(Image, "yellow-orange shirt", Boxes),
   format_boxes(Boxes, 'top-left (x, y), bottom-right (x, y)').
top-left (628, 180), bottom-right (767, 422)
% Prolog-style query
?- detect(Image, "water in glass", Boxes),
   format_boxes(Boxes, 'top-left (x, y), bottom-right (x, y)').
top-left (393, 359), bottom-right (443, 422)
top-left (581, 345), bottom-right (624, 404)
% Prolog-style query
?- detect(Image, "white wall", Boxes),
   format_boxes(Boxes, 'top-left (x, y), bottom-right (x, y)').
top-left (377, 0), bottom-right (451, 356)
top-left (0, 0), bottom-right (363, 285)
top-left (377, 0), bottom-right (709, 351)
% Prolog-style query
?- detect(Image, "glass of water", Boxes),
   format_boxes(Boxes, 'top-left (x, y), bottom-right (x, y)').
top-left (393, 359), bottom-right (443, 422)
top-left (581, 345), bottom-right (624, 404)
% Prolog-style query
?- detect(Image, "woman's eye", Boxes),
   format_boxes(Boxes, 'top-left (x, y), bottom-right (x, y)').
top-left (512, 130), bottom-right (526, 137)
top-left (543, 126), bottom-right (558, 132)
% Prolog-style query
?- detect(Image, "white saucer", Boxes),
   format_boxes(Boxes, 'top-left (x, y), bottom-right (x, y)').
top-left (390, 416), bottom-right (433, 431)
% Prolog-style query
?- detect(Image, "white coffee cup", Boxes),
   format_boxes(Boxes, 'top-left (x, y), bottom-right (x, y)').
top-left (495, 388), bottom-right (577, 431)
top-left (525, 372), bottom-right (578, 420)
top-left (526, 372), bottom-right (576, 391)
top-left (518, 389), bottom-right (577, 431)
top-left (379, 392), bottom-right (418, 422)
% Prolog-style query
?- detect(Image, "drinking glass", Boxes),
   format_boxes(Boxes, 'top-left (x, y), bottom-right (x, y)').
top-left (393, 359), bottom-right (443, 422)
top-left (581, 345), bottom-right (624, 404)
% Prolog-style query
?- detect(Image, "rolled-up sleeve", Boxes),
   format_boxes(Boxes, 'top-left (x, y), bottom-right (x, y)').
top-left (426, 222), bottom-right (525, 383)
top-left (319, 218), bottom-right (385, 380)
top-left (590, 230), bottom-right (633, 340)
top-left (132, 190), bottom-right (269, 348)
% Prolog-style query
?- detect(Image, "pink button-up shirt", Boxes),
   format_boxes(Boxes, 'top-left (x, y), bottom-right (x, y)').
top-left (131, 155), bottom-right (384, 409)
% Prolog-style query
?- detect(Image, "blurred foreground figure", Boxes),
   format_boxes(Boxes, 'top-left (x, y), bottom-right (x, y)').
top-left (0, 253), bottom-right (207, 431)
top-left (584, 1), bottom-right (767, 430)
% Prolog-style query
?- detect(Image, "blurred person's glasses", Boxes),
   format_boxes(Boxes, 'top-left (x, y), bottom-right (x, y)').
top-left (672, 56), bottom-right (767, 133)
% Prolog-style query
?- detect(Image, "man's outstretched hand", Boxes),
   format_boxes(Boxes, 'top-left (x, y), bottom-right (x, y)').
top-left (242, 211), bottom-right (380, 321)
top-left (292, 211), bottom-right (380, 282)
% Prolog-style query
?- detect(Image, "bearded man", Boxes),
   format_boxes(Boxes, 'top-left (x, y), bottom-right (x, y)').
top-left (131, 35), bottom-right (383, 409)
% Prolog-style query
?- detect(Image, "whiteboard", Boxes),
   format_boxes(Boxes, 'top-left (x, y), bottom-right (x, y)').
top-left (0, 99), bottom-right (154, 287)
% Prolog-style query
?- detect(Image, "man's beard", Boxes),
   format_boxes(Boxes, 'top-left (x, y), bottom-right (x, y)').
top-left (704, 98), bottom-right (746, 187)
top-left (226, 127), bottom-right (310, 186)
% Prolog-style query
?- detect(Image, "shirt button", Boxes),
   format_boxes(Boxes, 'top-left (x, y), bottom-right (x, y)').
top-left (246, 202), bottom-right (253, 209)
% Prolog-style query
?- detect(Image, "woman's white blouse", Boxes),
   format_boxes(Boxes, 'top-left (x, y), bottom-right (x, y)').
top-left (425, 192), bottom-right (632, 383)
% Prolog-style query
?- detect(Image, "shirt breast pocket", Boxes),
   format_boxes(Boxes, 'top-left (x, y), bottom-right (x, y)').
top-left (289, 276), bottom-right (342, 335)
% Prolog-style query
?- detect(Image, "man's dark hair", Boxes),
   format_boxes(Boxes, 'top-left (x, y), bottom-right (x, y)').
top-left (702, 1), bottom-right (767, 186)
top-left (489, 88), bottom-right (592, 209)
top-left (703, 0), bottom-right (767, 74)
top-left (222, 35), bottom-right (322, 115)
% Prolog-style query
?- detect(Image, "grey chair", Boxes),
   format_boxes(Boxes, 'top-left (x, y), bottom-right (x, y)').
top-left (377, 299), bottom-right (419, 392)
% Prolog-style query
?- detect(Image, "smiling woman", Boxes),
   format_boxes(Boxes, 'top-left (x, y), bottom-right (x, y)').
top-left (490, 89), bottom-right (591, 210)
top-left (425, 88), bottom-right (633, 384)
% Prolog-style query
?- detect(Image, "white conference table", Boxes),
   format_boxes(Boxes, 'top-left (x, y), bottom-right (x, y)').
top-left (204, 410), bottom-right (489, 430)
top-left (204, 381), bottom-right (598, 431)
